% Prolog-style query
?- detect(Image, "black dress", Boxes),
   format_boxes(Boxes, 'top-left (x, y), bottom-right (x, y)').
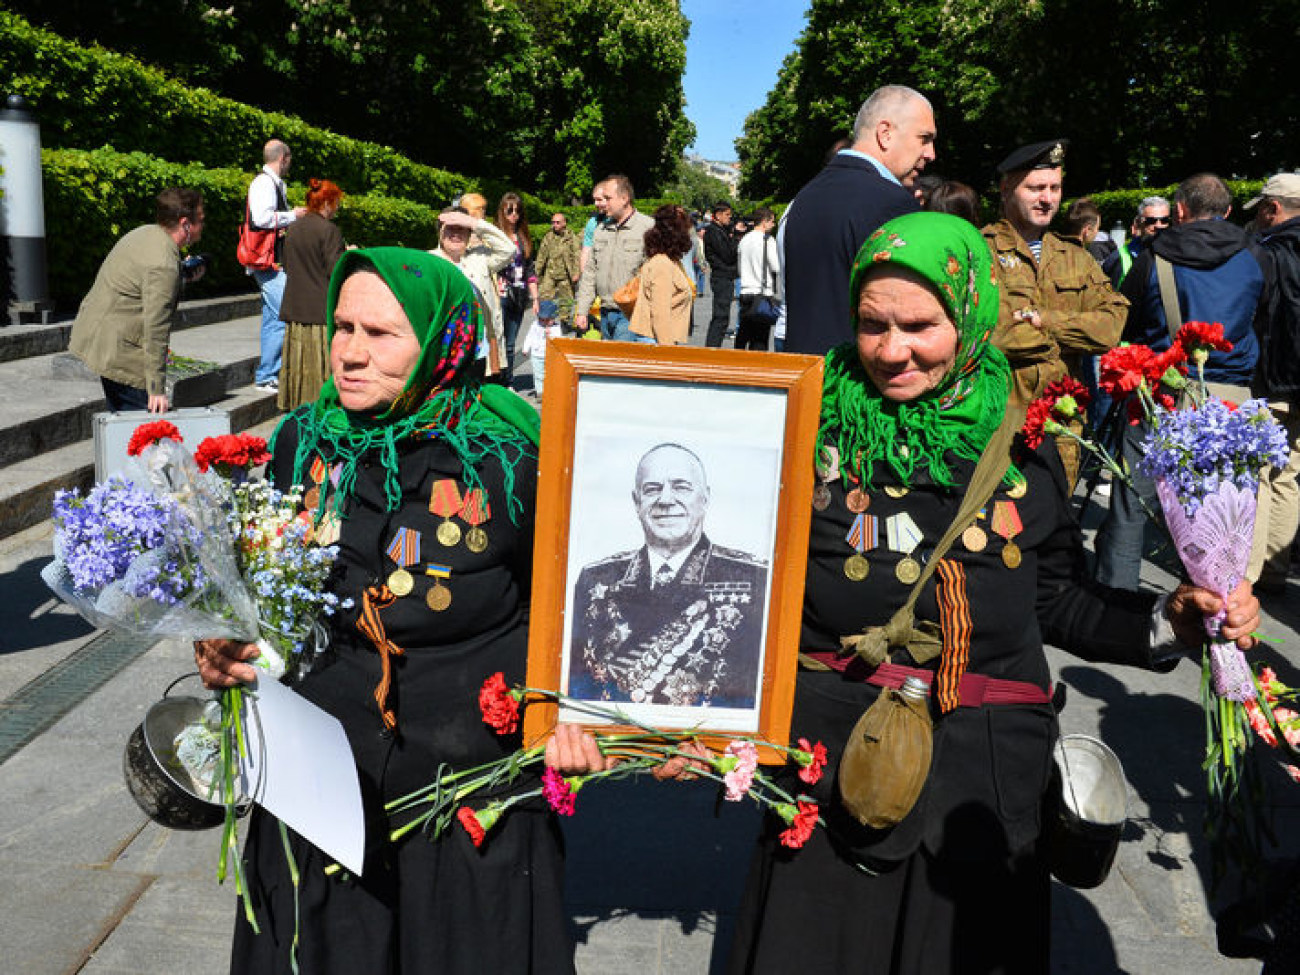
top-left (231, 414), bottom-right (574, 974)
top-left (728, 444), bottom-right (1164, 975)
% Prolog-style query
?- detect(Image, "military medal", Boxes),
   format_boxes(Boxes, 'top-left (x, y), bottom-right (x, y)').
top-left (314, 510), bottom-right (342, 546)
top-left (816, 444), bottom-right (841, 483)
top-left (886, 513), bottom-right (924, 584)
top-left (844, 513), bottom-right (878, 581)
top-left (303, 455), bottom-right (328, 510)
top-left (424, 564), bottom-right (452, 611)
top-left (962, 506), bottom-right (989, 553)
top-left (385, 528), bottom-right (421, 597)
top-left (845, 486), bottom-right (870, 514)
top-left (812, 482), bottom-right (831, 511)
top-left (428, 479), bottom-right (464, 547)
top-left (461, 487), bottom-right (491, 553)
top-left (991, 500), bottom-right (1024, 569)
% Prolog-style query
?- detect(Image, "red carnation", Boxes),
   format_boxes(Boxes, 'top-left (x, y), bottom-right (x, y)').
top-left (478, 672), bottom-right (521, 735)
top-left (1042, 376), bottom-right (1091, 415)
top-left (126, 420), bottom-right (183, 456)
top-left (1177, 321), bottom-right (1233, 361)
top-left (1098, 344), bottom-right (1154, 398)
top-left (457, 806), bottom-right (486, 847)
top-left (1021, 397), bottom-right (1054, 450)
top-left (796, 738), bottom-right (828, 786)
top-left (194, 433), bottom-right (271, 473)
top-left (779, 800), bottom-right (820, 850)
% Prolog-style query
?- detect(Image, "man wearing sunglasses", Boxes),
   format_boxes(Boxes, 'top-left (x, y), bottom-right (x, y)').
top-left (1103, 195), bottom-right (1170, 286)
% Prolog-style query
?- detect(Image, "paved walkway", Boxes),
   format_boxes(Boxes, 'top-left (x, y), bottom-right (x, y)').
top-left (2, 291), bottom-right (1298, 973)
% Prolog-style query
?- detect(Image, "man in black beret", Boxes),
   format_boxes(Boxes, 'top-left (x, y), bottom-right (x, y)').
top-left (982, 139), bottom-right (1128, 485)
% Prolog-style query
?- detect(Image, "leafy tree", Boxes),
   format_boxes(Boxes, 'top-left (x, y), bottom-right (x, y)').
top-left (659, 157), bottom-right (734, 212)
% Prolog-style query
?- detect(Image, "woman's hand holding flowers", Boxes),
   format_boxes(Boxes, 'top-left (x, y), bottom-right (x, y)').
top-left (194, 638), bottom-right (260, 689)
top-left (1166, 579), bottom-right (1260, 652)
top-left (544, 723), bottom-right (615, 775)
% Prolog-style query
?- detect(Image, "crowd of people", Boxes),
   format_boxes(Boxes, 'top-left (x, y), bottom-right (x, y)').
top-left (68, 80), bottom-right (1300, 974)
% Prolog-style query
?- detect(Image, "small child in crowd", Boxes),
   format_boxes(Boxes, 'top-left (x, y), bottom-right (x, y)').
top-left (525, 299), bottom-right (563, 401)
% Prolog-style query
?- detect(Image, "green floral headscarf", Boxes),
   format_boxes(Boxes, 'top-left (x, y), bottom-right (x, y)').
top-left (819, 212), bottom-right (1014, 489)
top-left (274, 247), bottom-right (540, 520)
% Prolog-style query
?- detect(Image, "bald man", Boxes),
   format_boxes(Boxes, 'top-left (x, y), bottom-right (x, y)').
top-left (568, 444), bottom-right (768, 709)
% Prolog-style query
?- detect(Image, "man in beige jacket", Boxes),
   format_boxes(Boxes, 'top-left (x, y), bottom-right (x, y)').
top-left (70, 187), bottom-right (205, 413)
top-left (573, 174), bottom-right (654, 342)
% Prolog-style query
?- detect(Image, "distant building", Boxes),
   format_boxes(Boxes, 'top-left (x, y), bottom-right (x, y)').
top-left (685, 153), bottom-right (740, 195)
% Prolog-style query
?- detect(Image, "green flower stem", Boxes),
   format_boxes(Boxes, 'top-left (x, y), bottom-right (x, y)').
top-left (1055, 426), bottom-right (1164, 524)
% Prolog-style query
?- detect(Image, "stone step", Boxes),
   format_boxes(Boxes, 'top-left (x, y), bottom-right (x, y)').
top-left (0, 383), bottom-right (281, 541)
top-left (0, 316), bottom-right (264, 470)
top-left (0, 293), bottom-right (260, 365)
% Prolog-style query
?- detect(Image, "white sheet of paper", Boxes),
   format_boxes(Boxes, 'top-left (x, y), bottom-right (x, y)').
top-left (237, 677), bottom-right (366, 876)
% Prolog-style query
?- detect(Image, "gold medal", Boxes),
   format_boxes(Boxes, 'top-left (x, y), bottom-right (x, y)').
top-left (845, 487), bottom-right (870, 513)
top-left (961, 524), bottom-right (988, 553)
top-left (303, 486), bottom-right (321, 511)
top-left (436, 520), bottom-right (462, 547)
top-left (812, 483), bottom-right (831, 511)
top-left (1002, 541), bottom-right (1022, 570)
top-left (1006, 479), bottom-right (1027, 500)
top-left (884, 484), bottom-right (909, 499)
top-left (844, 553), bottom-right (870, 581)
top-left (465, 526), bottom-right (489, 553)
top-left (895, 556), bottom-right (922, 585)
top-left (387, 568), bottom-right (414, 597)
top-left (426, 582), bottom-right (452, 611)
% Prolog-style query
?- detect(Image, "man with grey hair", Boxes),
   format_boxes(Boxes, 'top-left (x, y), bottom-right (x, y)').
top-left (1102, 195), bottom-right (1171, 286)
top-left (568, 443), bottom-right (768, 708)
top-left (780, 84), bottom-right (934, 354)
top-left (244, 139), bottom-right (307, 390)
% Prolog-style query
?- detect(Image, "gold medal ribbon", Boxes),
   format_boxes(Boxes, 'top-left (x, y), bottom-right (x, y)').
top-left (356, 583), bottom-right (405, 731)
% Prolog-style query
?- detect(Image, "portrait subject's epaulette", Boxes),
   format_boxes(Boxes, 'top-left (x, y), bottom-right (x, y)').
top-left (584, 549), bottom-right (640, 569)
top-left (711, 544), bottom-right (769, 569)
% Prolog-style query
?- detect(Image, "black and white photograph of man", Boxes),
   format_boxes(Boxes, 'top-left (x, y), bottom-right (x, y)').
top-left (567, 442), bottom-right (769, 708)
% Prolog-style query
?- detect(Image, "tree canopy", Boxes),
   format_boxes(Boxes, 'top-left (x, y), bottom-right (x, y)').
top-left (8, 0), bottom-right (694, 200)
top-left (737, 0), bottom-right (1300, 200)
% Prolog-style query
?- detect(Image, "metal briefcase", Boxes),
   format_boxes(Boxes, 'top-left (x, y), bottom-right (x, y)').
top-left (93, 406), bottom-right (231, 481)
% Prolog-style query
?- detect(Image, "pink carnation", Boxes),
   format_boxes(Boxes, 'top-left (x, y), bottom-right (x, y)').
top-left (541, 767), bottom-right (577, 816)
top-left (722, 740), bottom-right (758, 802)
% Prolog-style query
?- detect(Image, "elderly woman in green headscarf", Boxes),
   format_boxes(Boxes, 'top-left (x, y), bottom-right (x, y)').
top-left (195, 249), bottom-right (576, 974)
top-left (727, 213), bottom-right (1260, 975)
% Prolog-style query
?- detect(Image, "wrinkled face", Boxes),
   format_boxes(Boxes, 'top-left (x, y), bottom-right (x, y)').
top-left (1003, 167), bottom-right (1063, 236)
top-left (856, 267), bottom-right (960, 403)
top-left (1133, 202), bottom-right (1171, 238)
top-left (878, 103), bottom-right (937, 187)
top-left (439, 224), bottom-right (470, 261)
top-left (633, 447), bottom-right (710, 552)
top-left (330, 271), bottom-right (423, 412)
top-left (550, 214), bottom-right (568, 234)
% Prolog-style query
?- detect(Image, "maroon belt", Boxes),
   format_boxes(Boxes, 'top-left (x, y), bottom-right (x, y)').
top-left (801, 652), bottom-right (1053, 708)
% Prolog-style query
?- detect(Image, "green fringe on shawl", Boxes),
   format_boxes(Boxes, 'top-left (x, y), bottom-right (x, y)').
top-left (817, 343), bottom-right (1022, 490)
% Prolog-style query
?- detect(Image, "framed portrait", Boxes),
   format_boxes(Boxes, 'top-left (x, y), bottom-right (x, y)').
top-left (525, 340), bottom-right (824, 763)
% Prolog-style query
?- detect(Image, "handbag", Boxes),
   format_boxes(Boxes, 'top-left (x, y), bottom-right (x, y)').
top-left (751, 233), bottom-right (781, 326)
top-left (830, 404), bottom-right (1027, 828)
top-left (236, 200), bottom-right (278, 271)
top-left (612, 273), bottom-right (641, 317)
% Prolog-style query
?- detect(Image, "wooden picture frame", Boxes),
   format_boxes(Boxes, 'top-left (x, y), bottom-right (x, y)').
top-left (524, 340), bottom-right (824, 763)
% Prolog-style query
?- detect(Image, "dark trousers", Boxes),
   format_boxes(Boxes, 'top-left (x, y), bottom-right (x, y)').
top-left (101, 377), bottom-right (149, 412)
top-left (735, 295), bottom-right (772, 351)
top-left (706, 273), bottom-right (735, 347)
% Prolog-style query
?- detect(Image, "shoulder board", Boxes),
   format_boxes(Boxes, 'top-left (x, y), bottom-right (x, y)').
top-left (586, 549), bottom-right (640, 569)
top-left (711, 545), bottom-right (768, 568)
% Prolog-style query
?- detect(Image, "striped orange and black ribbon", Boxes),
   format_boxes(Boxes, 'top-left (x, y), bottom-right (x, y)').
top-left (934, 558), bottom-right (972, 713)
top-left (356, 583), bottom-right (404, 730)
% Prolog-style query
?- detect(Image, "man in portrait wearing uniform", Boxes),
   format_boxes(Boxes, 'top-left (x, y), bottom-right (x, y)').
top-left (568, 443), bottom-right (769, 709)
top-left (983, 139), bottom-right (1128, 484)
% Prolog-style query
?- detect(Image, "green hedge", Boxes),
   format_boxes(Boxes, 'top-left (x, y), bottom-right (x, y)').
top-left (1079, 180), bottom-right (1266, 231)
top-left (43, 148), bottom-right (442, 304)
top-left (2, 9), bottom-right (472, 205)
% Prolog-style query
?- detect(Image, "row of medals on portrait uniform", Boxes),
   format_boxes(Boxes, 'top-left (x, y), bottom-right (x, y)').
top-left (301, 457), bottom-right (491, 613)
top-left (811, 445), bottom-right (1027, 584)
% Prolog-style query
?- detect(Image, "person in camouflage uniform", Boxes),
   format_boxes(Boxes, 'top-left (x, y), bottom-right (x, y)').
top-left (536, 212), bottom-right (581, 325)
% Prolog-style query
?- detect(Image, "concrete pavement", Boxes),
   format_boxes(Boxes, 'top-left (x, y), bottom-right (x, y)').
top-left (2, 291), bottom-right (1299, 973)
